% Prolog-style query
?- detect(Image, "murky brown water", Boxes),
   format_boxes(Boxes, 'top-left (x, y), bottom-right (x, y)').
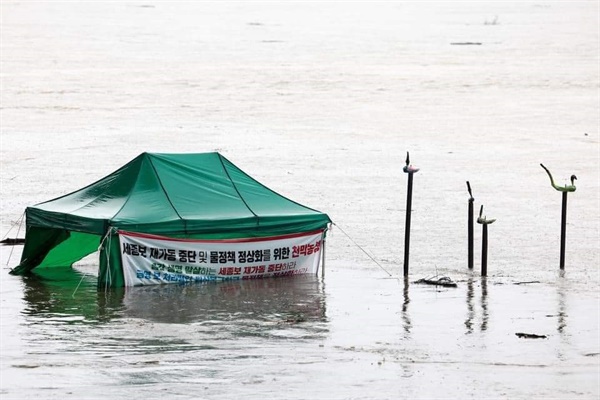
top-left (2, 264), bottom-right (598, 399)
top-left (1, 1), bottom-right (598, 398)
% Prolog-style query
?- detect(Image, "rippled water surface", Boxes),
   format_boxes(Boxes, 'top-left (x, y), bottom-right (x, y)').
top-left (1, 1), bottom-right (599, 399)
top-left (1, 265), bottom-right (598, 399)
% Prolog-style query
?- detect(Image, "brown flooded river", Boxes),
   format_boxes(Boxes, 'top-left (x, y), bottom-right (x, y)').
top-left (1, 1), bottom-right (598, 398)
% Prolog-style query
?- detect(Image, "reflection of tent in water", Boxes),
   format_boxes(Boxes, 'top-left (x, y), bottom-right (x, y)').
top-left (10, 152), bottom-right (331, 287)
top-left (22, 267), bottom-right (326, 328)
top-left (21, 267), bottom-right (123, 323)
top-left (123, 274), bottom-right (326, 325)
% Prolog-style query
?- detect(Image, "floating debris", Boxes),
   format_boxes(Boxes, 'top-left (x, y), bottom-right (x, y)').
top-left (284, 313), bottom-right (307, 324)
top-left (0, 238), bottom-right (25, 245)
top-left (413, 276), bottom-right (457, 288)
top-left (515, 332), bottom-right (547, 339)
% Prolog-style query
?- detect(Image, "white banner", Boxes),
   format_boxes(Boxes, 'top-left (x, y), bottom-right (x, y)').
top-left (119, 230), bottom-right (324, 286)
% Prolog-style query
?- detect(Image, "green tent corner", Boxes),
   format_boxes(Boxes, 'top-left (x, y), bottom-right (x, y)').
top-left (10, 152), bottom-right (331, 287)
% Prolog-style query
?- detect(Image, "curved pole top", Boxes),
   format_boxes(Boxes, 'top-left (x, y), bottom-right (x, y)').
top-left (466, 181), bottom-right (474, 201)
top-left (541, 163), bottom-right (576, 192)
top-left (477, 205), bottom-right (496, 225)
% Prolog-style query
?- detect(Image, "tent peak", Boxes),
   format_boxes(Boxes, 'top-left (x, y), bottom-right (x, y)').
top-left (142, 151), bottom-right (222, 157)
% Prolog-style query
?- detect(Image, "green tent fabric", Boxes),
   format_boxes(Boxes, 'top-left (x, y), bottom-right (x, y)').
top-left (10, 152), bottom-right (331, 287)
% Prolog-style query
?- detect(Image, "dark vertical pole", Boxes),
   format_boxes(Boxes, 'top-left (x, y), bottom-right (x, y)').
top-left (481, 224), bottom-right (488, 277)
top-left (403, 172), bottom-right (414, 276)
top-left (467, 181), bottom-right (474, 270)
top-left (540, 164), bottom-right (576, 271)
top-left (468, 199), bottom-right (474, 269)
top-left (559, 192), bottom-right (567, 270)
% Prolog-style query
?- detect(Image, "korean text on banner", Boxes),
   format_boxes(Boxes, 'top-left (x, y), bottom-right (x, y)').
top-left (119, 230), bottom-right (324, 286)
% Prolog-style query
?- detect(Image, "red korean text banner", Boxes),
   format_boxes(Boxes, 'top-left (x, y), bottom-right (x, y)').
top-left (118, 230), bottom-right (324, 286)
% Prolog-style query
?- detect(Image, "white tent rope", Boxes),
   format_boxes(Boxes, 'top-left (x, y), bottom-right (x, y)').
top-left (332, 222), bottom-right (393, 277)
top-left (2, 211), bottom-right (25, 240)
top-left (74, 227), bottom-right (116, 297)
top-left (97, 228), bottom-right (115, 291)
top-left (71, 271), bottom-right (89, 298)
top-left (5, 212), bottom-right (25, 267)
top-left (105, 231), bottom-right (113, 291)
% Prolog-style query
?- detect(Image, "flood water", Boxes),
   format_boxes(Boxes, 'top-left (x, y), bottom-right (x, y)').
top-left (1, 1), bottom-right (599, 399)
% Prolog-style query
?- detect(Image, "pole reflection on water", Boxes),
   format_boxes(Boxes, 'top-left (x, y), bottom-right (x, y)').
top-left (464, 274), bottom-right (490, 335)
top-left (557, 270), bottom-right (567, 334)
top-left (556, 270), bottom-right (569, 361)
top-left (402, 277), bottom-right (411, 338)
top-left (481, 277), bottom-right (489, 332)
top-left (465, 274), bottom-right (474, 334)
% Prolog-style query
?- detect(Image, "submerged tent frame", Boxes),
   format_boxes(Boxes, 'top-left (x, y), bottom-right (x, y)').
top-left (10, 152), bottom-right (331, 287)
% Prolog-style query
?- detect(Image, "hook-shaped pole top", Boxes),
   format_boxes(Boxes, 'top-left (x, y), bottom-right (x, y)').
top-left (541, 163), bottom-right (577, 192)
top-left (477, 205), bottom-right (496, 225)
top-left (466, 181), bottom-right (474, 201)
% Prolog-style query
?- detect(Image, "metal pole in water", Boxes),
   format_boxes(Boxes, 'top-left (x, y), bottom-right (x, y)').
top-left (403, 152), bottom-right (419, 277)
top-left (404, 172), bottom-right (413, 276)
top-left (477, 205), bottom-right (495, 277)
top-left (540, 163), bottom-right (576, 271)
top-left (467, 181), bottom-right (474, 270)
top-left (560, 191), bottom-right (567, 270)
top-left (481, 223), bottom-right (488, 276)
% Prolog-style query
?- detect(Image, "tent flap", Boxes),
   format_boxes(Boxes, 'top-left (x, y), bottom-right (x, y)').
top-left (10, 227), bottom-right (70, 275)
top-left (10, 228), bottom-right (101, 275)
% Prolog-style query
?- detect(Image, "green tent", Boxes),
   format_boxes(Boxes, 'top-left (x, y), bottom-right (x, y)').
top-left (10, 152), bottom-right (331, 287)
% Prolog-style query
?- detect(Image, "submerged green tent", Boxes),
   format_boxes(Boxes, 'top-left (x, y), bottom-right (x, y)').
top-left (10, 152), bottom-right (331, 287)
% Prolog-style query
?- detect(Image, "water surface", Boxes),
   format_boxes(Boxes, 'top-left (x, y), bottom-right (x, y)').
top-left (1, 1), bottom-right (598, 398)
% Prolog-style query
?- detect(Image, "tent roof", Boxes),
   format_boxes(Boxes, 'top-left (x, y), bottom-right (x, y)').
top-left (26, 152), bottom-right (330, 236)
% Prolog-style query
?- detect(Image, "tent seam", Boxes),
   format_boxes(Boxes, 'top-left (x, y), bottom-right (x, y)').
top-left (217, 154), bottom-right (260, 224)
top-left (219, 154), bottom-right (330, 220)
top-left (146, 155), bottom-right (187, 234)
top-left (35, 155), bottom-right (142, 207)
top-left (110, 154), bottom-right (146, 231)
